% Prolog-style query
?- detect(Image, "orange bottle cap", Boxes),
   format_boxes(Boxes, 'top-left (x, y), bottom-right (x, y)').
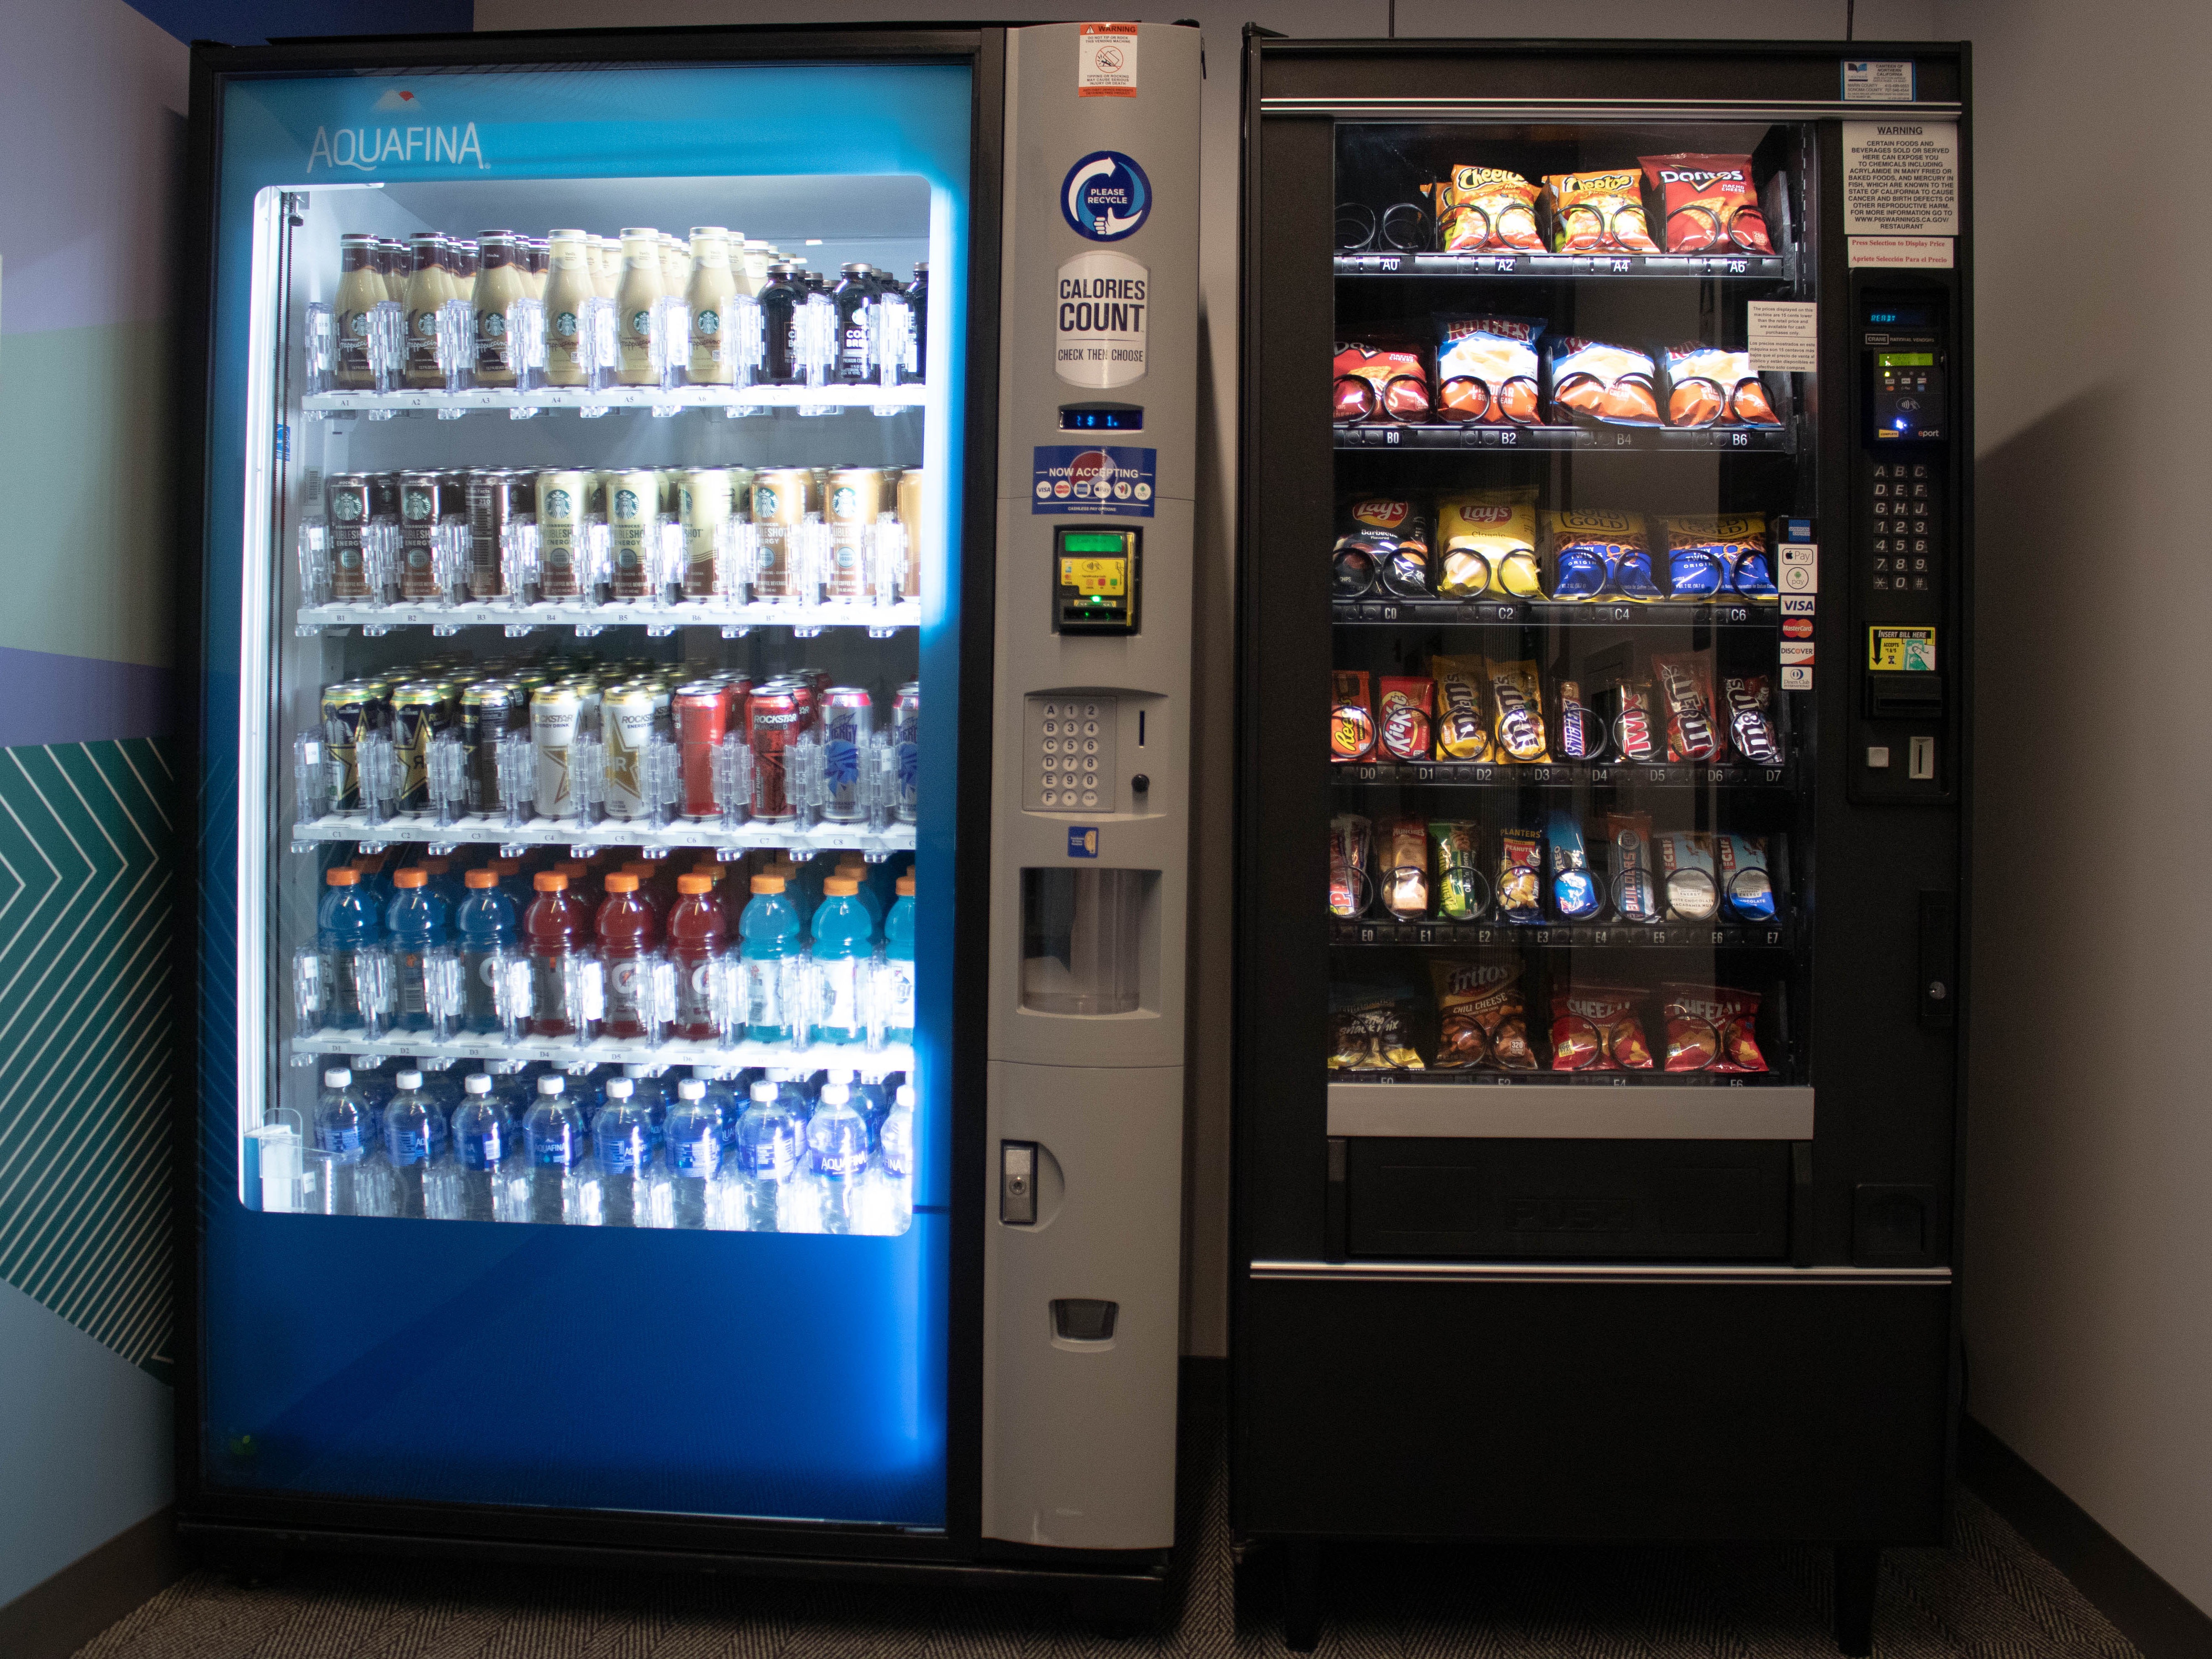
top-left (557, 861), bottom-right (586, 879)
top-left (676, 874), bottom-right (711, 895)
top-left (326, 868), bottom-right (359, 886)
top-left (604, 873), bottom-right (638, 893)
top-left (751, 874), bottom-right (786, 894)
top-left (465, 869), bottom-right (498, 888)
top-left (534, 872), bottom-right (568, 891)
top-left (896, 874), bottom-right (915, 895)
top-left (394, 868), bottom-right (428, 888)
top-left (824, 877), bottom-right (858, 896)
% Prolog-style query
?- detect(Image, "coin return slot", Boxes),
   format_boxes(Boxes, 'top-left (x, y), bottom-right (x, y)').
top-left (1908, 736), bottom-right (1935, 781)
top-left (1051, 1298), bottom-right (1118, 1342)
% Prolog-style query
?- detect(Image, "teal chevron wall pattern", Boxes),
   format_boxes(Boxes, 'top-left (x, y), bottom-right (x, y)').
top-left (0, 739), bottom-right (176, 1383)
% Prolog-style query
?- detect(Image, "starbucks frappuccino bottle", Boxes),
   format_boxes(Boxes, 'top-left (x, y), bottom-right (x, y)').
top-left (685, 226), bottom-right (737, 385)
top-left (615, 227), bottom-right (665, 385)
top-left (542, 229), bottom-right (594, 387)
top-left (471, 229), bottom-right (528, 387)
top-left (334, 232), bottom-right (383, 387)
top-left (403, 230), bottom-right (447, 387)
top-left (592, 236), bottom-right (619, 300)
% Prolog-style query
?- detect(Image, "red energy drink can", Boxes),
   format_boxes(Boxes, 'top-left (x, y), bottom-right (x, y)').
top-left (748, 681), bottom-right (802, 822)
top-left (674, 680), bottom-right (729, 820)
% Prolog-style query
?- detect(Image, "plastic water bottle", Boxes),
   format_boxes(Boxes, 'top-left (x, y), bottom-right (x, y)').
top-left (413, 1066), bottom-right (459, 1151)
top-left (312, 1067), bottom-right (372, 1214)
top-left (808, 877), bottom-right (871, 1045)
top-left (350, 1064), bottom-right (395, 1161)
top-left (662, 1077), bottom-right (724, 1230)
top-left (456, 868), bottom-right (520, 1034)
top-left (520, 1073), bottom-right (587, 1224)
top-left (880, 872), bottom-right (916, 1045)
top-left (738, 873), bottom-right (801, 1044)
top-left (875, 1082), bottom-right (916, 1235)
top-left (621, 1064), bottom-right (670, 1152)
top-left (807, 1081), bottom-right (871, 1235)
top-left (379, 1070), bottom-right (435, 1219)
top-left (731, 1080), bottom-right (802, 1231)
top-left (580, 1075), bottom-right (659, 1227)
top-left (429, 1072), bottom-right (505, 1223)
top-left (851, 1069), bottom-right (892, 1149)
top-left (316, 867), bottom-right (382, 1030)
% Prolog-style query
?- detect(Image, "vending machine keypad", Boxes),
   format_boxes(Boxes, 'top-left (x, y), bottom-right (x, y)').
top-left (1023, 694), bottom-right (1118, 812)
top-left (1868, 463), bottom-right (1937, 596)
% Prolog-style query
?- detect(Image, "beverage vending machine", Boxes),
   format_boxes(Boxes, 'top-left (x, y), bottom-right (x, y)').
top-left (1232, 35), bottom-right (1970, 1651)
top-left (174, 23), bottom-right (1200, 1609)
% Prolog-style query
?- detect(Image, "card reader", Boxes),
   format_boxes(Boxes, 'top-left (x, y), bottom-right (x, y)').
top-left (1053, 526), bottom-right (1141, 634)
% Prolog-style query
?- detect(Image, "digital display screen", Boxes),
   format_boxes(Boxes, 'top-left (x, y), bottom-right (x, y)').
top-left (1061, 531), bottom-right (1129, 554)
top-left (1059, 405), bottom-right (1143, 431)
top-left (1879, 352), bottom-right (1935, 368)
top-left (1867, 307), bottom-right (1934, 326)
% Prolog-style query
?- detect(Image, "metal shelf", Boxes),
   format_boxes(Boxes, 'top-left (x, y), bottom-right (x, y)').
top-left (1330, 917), bottom-right (1792, 950)
top-left (1332, 759), bottom-right (1797, 790)
top-left (295, 599), bottom-right (920, 639)
top-left (1334, 421), bottom-right (1796, 454)
top-left (1326, 1078), bottom-right (1813, 1139)
top-left (289, 814), bottom-right (913, 860)
top-left (1334, 597), bottom-right (1775, 629)
top-left (301, 383), bottom-right (927, 418)
top-left (291, 1029), bottom-right (914, 1072)
top-left (1334, 249), bottom-right (1792, 281)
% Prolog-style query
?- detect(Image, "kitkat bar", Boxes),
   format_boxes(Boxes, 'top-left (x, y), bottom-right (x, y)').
top-left (1377, 676), bottom-right (1434, 761)
top-left (1640, 154), bottom-right (1774, 254)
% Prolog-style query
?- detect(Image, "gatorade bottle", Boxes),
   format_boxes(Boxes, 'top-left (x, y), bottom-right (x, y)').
top-left (491, 856), bottom-right (526, 897)
top-left (662, 1077), bottom-right (722, 1229)
top-left (622, 860), bottom-right (669, 927)
top-left (731, 1079), bottom-right (803, 1231)
top-left (880, 872), bottom-right (916, 1045)
top-left (524, 871), bottom-right (591, 1037)
top-left (382, 1069), bottom-right (435, 1219)
top-left (522, 1073), bottom-right (586, 1224)
top-left (317, 867), bottom-right (383, 1031)
top-left (738, 873), bottom-right (801, 1045)
top-left (596, 873), bottom-right (659, 1040)
top-left (808, 877), bottom-right (871, 1045)
top-left (420, 854), bottom-right (464, 916)
top-left (386, 868), bottom-right (450, 1033)
top-left (557, 859), bottom-right (595, 907)
top-left (351, 851), bottom-right (394, 910)
top-left (456, 868), bottom-right (520, 1034)
top-left (430, 1072), bottom-right (506, 1223)
top-left (668, 873), bottom-right (729, 1040)
top-left (834, 857), bottom-right (884, 937)
top-left (806, 1081), bottom-right (871, 1234)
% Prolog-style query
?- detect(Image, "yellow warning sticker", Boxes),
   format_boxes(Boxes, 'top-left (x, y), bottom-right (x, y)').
top-left (1061, 557), bottom-right (1126, 596)
top-left (1868, 626), bottom-right (1936, 672)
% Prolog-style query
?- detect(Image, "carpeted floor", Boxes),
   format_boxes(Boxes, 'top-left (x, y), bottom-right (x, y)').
top-left (77, 1392), bottom-right (2143, 1659)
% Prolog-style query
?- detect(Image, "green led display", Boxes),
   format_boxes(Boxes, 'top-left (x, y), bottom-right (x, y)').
top-left (1879, 352), bottom-right (1935, 368)
top-left (1060, 531), bottom-right (1129, 554)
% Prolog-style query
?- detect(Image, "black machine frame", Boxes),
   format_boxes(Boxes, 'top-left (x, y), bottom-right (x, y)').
top-left (1233, 33), bottom-right (1973, 1652)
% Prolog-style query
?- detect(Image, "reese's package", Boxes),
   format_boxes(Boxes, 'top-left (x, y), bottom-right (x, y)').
top-left (1543, 509), bottom-right (1661, 603)
top-left (1378, 676), bottom-right (1434, 761)
top-left (1721, 671), bottom-right (1781, 763)
top-left (1656, 832), bottom-right (1721, 922)
top-left (1435, 316), bottom-right (1544, 425)
top-left (1551, 675), bottom-right (1603, 762)
top-left (1328, 983), bottom-right (1424, 1071)
top-left (1660, 343), bottom-right (1782, 429)
top-left (1550, 983), bottom-right (1655, 1071)
top-left (1332, 341), bottom-right (1428, 424)
top-left (1331, 669), bottom-right (1374, 763)
top-left (1327, 813), bottom-right (1372, 919)
top-left (1437, 488), bottom-right (1541, 599)
top-left (1424, 164), bottom-right (1544, 254)
top-left (1661, 983), bottom-right (1771, 1073)
top-left (1432, 654), bottom-right (1494, 761)
top-left (1605, 810), bottom-right (1662, 924)
top-left (1428, 821), bottom-right (1486, 921)
top-left (1546, 810), bottom-right (1602, 920)
top-left (1640, 154), bottom-right (1774, 254)
top-left (1651, 650), bottom-right (1721, 761)
top-left (1717, 833), bottom-right (1776, 922)
top-left (1660, 514), bottom-right (1774, 601)
top-left (1487, 657), bottom-right (1552, 762)
top-left (1546, 337), bottom-right (1660, 426)
top-left (1543, 169), bottom-right (1658, 254)
top-left (1496, 825), bottom-right (1544, 924)
top-left (1428, 957), bottom-right (1537, 1070)
top-left (1382, 816), bottom-right (1429, 920)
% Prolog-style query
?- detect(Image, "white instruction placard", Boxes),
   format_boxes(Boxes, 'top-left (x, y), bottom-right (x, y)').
top-left (1843, 60), bottom-right (1915, 102)
top-left (1843, 122), bottom-right (1959, 235)
top-left (1077, 22), bottom-right (1139, 97)
top-left (1847, 235), bottom-right (1954, 268)
top-left (1747, 301), bottom-right (1819, 373)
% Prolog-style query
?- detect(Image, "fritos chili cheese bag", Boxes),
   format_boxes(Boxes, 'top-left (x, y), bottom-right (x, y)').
top-left (1428, 957), bottom-right (1536, 1070)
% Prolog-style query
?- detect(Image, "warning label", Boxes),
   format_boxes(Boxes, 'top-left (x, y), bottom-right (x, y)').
top-left (1078, 22), bottom-right (1139, 97)
top-left (1843, 122), bottom-right (1959, 236)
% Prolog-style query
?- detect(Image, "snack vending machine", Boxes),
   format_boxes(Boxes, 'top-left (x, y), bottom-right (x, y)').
top-left (175, 23), bottom-right (1200, 1608)
top-left (1233, 36), bottom-right (1969, 1650)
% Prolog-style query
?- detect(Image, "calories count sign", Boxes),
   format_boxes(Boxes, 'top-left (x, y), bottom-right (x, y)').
top-left (1056, 251), bottom-right (1147, 388)
top-left (1033, 445), bottom-right (1155, 518)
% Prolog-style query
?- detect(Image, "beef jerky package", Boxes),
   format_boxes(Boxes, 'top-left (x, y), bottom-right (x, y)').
top-left (1602, 678), bottom-right (1661, 764)
top-left (1435, 316), bottom-right (1544, 425)
top-left (1652, 650), bottom-right (1722, 761)
top-left (1485, 656), bottom-right (1552, 762)
top-left (1328, 983), bottom-right (1425, 1072)
top-left (1436, 487), bottom-right (1540, 599)
top-left (1496, 825), bottom-right (1544, 924)
top-left (1551, 674), bottom-right (1604, 762)
top-left (1432, 654), bottom-right (1494, 761)
top-left (1546, 337), bottom-right (1660, 426)
top-left (1429, 957), bottom-right (1537, 1070)
top-left (1327, 813), bottom-right (1373, 919)
top-left (1659, 513), bottom-right (1775, 601)
top-left (1662, 982), bottom-right (1771, 1073)
top-left (1382, 815), bottom-right (1429, 919)
top-left (1606, 810), bottom-right (1663, 924)
top-left (1659, 343), bottom-right (1782, 429)
top-left (1718, 833), bottom-right (1777, 921)
top-left (1656, 832), bottom-right (1721, 921)
top-left (1424, 164), bottom-right (1544, 254)
top-left (1378, 676), bottom-right (1435, 761)
top-left (1428, 820), bottom-right (1488, 920)
top-left (1331, 669), bottom-right (1375, 763)
top-left (1332, 341), bottom-right (1428, 424)
top-left (1542, 509), bottom-right (1661, 602)
top-left (1546, 810), bottom-right (1603, 920)
top-left (1721, 671), bottom-right (1781, 762)
top-left (1550, 983), bottom-right (1655, 1071)
top-left (1542, 170), bottom-right (1658, 253)
top-left (1639, 154), bottom-right (1774, 254)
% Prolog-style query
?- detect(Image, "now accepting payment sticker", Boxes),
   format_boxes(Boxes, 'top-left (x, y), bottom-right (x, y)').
top-left (1032, 445), bottom-right (1155, 517)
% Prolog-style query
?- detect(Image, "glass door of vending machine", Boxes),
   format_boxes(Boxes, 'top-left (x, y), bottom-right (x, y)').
top-left (184, 45), bottom-right (980, 1543)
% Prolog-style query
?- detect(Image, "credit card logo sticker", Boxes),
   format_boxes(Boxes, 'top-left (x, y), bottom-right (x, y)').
top-left (1069, 827), bottom-right (1100, 857)
top-left (1033, 445), bottom-right (1155, 516)
top-left (1062, 151), bottom-right (1151, 241)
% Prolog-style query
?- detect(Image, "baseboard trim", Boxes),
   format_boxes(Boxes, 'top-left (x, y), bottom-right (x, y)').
top-left (1959, 1416), bottom-right (2212, 1659)
top-left (0, 1506), bottom-right (184, 1659)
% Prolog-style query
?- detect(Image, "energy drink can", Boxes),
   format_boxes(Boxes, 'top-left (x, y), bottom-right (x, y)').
top-left (674, 680), bottom-right (730, 819)
top-left (460, 678), bottom-right (525, 813)
top-left (895, 467), bottom-right (924, 600)
top-left (391, 681), bottom-right (449, 816)
top-left (750, 467), bottom-right (815, 601)
top-left (679, 467), bottom-right (737, 600)
top-left (398, 469), bottom-right (442, 601)
top-left (747, 681), bottom-right (802, 823)
top-left (820, 686), bottom-right (873, 822)
top-left (466, 469), bottom-right (512, 600)
top-left (608, 467), bottom-right (660, 600)
top-left (601, 681), bottom-right (656, 821)
top-left (530, 683), bottom-right (581, 820)
top-left (892, 681), bottom-right (919, 823)
top-left (824, 467), bottom-right (881, 601)
top-left (536, 469), bottom-right (588, 598)
top-left (321, 679), bottom-right (386, 811)
top-left (324, 474), bottom-right (372, 601)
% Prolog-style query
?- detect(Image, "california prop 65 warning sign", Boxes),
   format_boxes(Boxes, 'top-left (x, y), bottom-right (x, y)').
top-left (1032, 445), bottom-right (1155, 517)
top-left (1055, 251), bottom-right (1147, 389)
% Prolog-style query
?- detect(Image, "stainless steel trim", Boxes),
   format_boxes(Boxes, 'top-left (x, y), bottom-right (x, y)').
top-left (1251, 1260), bottom-right (1953, 1287)
top-left (1328, 1081), bottom-right (1813, 1140)
top-left (1261, 98), bottom-right (1958, 122)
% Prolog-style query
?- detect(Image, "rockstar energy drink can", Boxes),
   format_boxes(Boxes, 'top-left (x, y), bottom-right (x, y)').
top-left (391, 681), bottom-right (450, 817)
top-left (600, 681), bottom-right (656, 821)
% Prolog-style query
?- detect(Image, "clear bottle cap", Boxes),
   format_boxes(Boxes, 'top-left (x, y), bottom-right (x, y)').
top-left (821, 1084), bottom-right (849, 1104)
top-left (395, 1070), bottom-right (423, 1090)
top-left (896, 1085), bottom-right (916, 1107)
top-left (323, 1068), bottom-right (352, 1087)
top-left (537, 1075), bottom-right (565, 1095)
top-left (463, 1073), bottom-right (492, 1095)
top-left (606, 1078), bottom-right (634, 1099)
top-left (677, 1079), bottom-right (706, 1100)
top-left (752, 1082), bottom-right (778, 1101)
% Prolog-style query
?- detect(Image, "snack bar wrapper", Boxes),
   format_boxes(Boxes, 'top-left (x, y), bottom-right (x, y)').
top-left (1332, 341), bottom-right (1428, 424)
top-left (1721, 671), bottom-right (1781, 763)
top-left (1718, 833), bottom-right (1777, 921)
top-left (1437, 488), bottom-right (1541, 599)
top-left (1428, 821), bottom-right (1487, 921)
top-left (1660, 513), bottom-right (1775, 601)
top-left (1546, 337), bottom-right (1660, 426)
top-left (1382, 816), bottom-right (1429, 920)
top-left (1652, 650), bottom-right (1721, 761)
top-left (1424, 164), bottom-right (1544, 254)
top-left (1377, 676), bottom-right (1434, 761)
top-left (1546, 810), bottom-right (1603, 920)
top-left (1331, 669), bottom-right (1375, 763)
top-left (1662, 982), bottom-right (1770, 1073)
top-left (1328, 813), bottom-right (1372, 919)
top-left (1639, 153), bottom-right (1774, 254)
top-left (1602, 679), bottom-right (1660, 764)
top-left (1656, 831), bottom-right (1721, 922)
top-left (1551, 676), bottom-right (1604, 762)
top-left (1543, 169), bottom-right (1658, 254)
top-left (1606, 810), bottom-right (1662, 924)
top-left (1428, 958), bottom-right (1537, 1070)
top-left (1328, 983), bottom-right (1425, 1071)
top-left (1550, 983), bottom-right (1655, 1071)
top-left (1432, 654), bottom-right (1494, 761)
top-left (1543, 509), bottom-right (1661, 602)
top-left (1496, 825), bottom-right (1544, 924)
top-left (1660, 343), bottom-right (1782, 429)
top-left (1486, 656), bottom-right (1552, 762)
top-left (1435, 316), bottom-right (1544, 425)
